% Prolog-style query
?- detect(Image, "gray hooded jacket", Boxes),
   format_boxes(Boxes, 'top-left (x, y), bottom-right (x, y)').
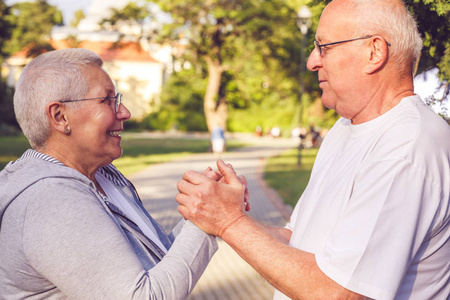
top-left (0, 151), bottom-right (217, 299)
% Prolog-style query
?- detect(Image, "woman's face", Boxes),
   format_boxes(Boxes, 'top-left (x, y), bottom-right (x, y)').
top-left (67, 65), bottom-right (131, 169)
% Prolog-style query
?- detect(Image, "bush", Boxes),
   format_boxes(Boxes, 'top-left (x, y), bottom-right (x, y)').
top-left (142, 69), bottom-right (208, 132)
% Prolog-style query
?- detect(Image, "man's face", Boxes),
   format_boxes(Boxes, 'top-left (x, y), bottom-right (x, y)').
top-left (306, 1), bottom-right (370, 121)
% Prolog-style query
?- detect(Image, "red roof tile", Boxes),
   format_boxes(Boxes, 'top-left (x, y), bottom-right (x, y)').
top-left (13, 40), bottom-right (160, 63)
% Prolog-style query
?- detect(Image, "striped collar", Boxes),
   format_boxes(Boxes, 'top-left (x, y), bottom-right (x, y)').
top-left (17, 149), bottom-right (129, 187)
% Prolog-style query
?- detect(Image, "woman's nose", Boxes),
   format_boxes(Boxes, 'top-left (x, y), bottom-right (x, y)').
top-left (116, 103), bottom-right (131, 121)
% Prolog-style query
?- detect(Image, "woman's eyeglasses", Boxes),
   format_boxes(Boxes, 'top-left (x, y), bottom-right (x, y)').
top-left (59, 93), bottom-right (123, 113)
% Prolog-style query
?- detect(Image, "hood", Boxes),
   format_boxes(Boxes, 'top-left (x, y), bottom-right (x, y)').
top-left (0, 155), bottom-right (92, 230)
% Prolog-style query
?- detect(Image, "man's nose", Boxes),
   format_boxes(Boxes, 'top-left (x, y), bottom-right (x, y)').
top-left (306, 48), bottom-right (322, 72)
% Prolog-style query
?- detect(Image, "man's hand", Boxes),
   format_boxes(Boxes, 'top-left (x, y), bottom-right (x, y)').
top-left (176, 160), bottom-right (249, 237)
top-left (201, 164), bottom-right (250, 211)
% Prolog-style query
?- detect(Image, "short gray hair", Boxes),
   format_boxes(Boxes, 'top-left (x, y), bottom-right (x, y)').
top-left (351, 0), bottom-right (423, 72)
top-left (14, 48), bottom-right (103, 150)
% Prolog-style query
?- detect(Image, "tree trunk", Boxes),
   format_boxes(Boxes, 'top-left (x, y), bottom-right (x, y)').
top-left (204, 56), bottom-right (228, 133)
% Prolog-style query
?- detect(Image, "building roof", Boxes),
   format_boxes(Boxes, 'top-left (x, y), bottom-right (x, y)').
top-left (12, 40), bottom-right (161, 63)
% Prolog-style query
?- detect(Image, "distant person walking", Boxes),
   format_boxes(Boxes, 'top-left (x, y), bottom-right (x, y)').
top-left (211, 126), bottom-right (226, 154)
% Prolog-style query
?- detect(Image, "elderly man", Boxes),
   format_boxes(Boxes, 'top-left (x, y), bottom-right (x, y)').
top-left (176, 0), bottom-right (450, 299)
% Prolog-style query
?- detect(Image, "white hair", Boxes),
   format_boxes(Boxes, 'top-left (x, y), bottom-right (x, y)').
top-left (350, 0), bottom-right (423, 72)
top-left (14, 48), bottom-right (103, 150)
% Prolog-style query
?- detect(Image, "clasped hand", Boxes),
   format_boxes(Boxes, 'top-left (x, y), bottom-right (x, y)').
top-left (176, 160), bottom-right (250, 237)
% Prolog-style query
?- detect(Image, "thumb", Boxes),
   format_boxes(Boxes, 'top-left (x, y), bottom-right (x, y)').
top-left (216, 160), bottom-right (241, 185)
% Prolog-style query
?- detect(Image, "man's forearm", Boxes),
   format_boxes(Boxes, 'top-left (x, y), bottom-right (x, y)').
top-left (263, 225), bottom-right (292, 244)
top-left (221, 216), bottom-right (365, 300)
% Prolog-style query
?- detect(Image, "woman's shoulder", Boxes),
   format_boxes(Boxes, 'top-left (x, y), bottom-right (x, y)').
top-left (1, 157), bottom-right (97, 211)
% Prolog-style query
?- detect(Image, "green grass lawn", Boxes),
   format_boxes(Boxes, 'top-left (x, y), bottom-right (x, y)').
top-left (0, 135), bottom-right (31, 170)
top-left (264, 147), bottom-right (318, 208)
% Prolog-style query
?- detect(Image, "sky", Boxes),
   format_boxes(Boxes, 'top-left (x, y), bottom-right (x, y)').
top-left (414, 68), bottom-right (445, 99)
top-left (50, 0), bottom-right (94, 24)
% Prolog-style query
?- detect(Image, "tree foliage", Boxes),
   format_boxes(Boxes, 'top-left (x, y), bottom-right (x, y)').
top-left (409, 0), bottom-right (450, 102)
top-left (0, 0), bottom-right (13, 65)
top-left (142, 68), bottom-right (208, 131)
top-left (0, 0), bottom-right (62, 133)
top-left (3, 0), bottom-right (62, 57)
top-left (0, 0), bottom-right (15, 132)
top-left (70, 9), bottom-right (85, 28)
top-left (150, 0), bottom-right (307, 133)
top-left (100, 1), bottom-right (160, 42)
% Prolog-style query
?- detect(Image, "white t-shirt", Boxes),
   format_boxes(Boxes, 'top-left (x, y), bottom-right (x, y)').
top-left (274, 96), bottom-right (450, 300)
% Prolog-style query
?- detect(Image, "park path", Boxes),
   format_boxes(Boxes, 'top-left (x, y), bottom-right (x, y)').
top-left (128, 134), bottom-right (298, 299)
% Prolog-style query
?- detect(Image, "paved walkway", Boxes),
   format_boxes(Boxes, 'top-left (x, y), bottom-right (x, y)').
top-left (128, 135), bottom-right (298, 299)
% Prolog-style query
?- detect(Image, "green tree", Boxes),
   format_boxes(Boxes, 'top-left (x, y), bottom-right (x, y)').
top-left (0, 1), bottom-right (15, 133)
top-left (0, 0), bottom-right (62, 133)
top-left (148, 0), bottom-right (307, 133)
top-left (100, 1), bottom-right (159, 42)
top-left (143, 68), bottom-right (208, 131)
top-left (3, 0), bottom-right (63, 57)
top-left (410, 0), bottom-right (450, 108)
top-left (0, 0), bottom-right (13, 66)
top-left (70, 9), bottom-right (85, 28)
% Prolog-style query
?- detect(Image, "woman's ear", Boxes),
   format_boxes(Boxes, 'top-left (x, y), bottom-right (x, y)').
top-left (364, 36), bottom-right (389, 74)
top-left (46, 101), bottom-right (69, 134)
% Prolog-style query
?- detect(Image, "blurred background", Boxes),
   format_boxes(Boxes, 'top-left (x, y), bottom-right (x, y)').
top-left (0, 0), bottom-right (448, 139)
top-left (0, 2), bottom-right (448, 298)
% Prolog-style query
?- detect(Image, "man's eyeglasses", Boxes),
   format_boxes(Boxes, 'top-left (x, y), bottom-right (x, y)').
top-left (314, 35), bottom-right (391, 55)
top-left (59, 93), bottom-right (123, 113)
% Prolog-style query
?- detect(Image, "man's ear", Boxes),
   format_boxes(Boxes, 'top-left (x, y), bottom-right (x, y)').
top-left (46, 101), bottom-right (69, 134)
top-left (364, 36), bottom-right (389, 74)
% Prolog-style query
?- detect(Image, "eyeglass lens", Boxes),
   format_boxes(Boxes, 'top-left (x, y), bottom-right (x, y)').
top-left (314, 41), bottom-right (321, 55)
top-left (114, 93), bottom-right (123, 112)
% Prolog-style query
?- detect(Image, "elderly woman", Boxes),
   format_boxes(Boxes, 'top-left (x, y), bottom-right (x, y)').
top-left (0, 48), bottom-right (217, 299)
